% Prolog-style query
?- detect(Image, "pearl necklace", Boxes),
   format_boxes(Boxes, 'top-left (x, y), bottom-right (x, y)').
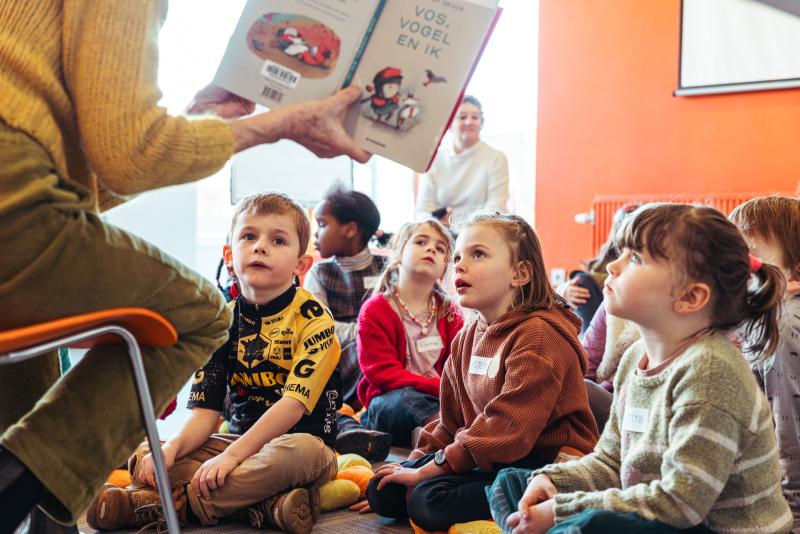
top-left (393, 290), bottom-right (436, 337)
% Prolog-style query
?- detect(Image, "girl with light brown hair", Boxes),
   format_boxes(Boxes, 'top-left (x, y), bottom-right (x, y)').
top-left (368, 213), bottom-right (597, 532)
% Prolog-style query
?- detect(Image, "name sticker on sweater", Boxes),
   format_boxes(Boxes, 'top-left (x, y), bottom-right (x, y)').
top-left (621, 406), bottom-right (649, 433)
top-left (363, 276), bottom-right (380, 289)
top-left (416, 336), bottom-right (443, 353)
top-left (469, 356), bottom-right (493, 375)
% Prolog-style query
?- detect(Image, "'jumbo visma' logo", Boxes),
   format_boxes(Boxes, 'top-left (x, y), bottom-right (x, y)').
top-left (302, 326), bottom-right (334, 351)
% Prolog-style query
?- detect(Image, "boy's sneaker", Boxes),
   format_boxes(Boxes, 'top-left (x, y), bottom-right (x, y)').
top-left (239, 487), bottom-right (313, 534)
top-left (335, 429), bottom-right (391, 462)
top-left (85, 483), bottom-right (188, 530)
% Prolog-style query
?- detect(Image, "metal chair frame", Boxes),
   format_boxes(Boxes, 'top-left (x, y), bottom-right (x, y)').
top-left (0, 324), bottom-right (181, 533)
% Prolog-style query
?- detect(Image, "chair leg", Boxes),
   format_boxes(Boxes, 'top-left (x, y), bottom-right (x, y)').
top-left (118, 329), bottom-right (181, 533)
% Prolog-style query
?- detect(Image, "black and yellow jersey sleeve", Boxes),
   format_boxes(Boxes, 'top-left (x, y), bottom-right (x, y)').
top-left (284, 293), bottom-right (341, 413)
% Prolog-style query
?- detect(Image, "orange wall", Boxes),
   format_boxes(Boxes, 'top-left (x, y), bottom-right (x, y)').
top-left (536, 0), bottom-right (800, 272)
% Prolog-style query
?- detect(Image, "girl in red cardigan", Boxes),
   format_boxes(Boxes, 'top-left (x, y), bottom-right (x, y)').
top-left (356, 219), bottom-right (464, 447)
top-left (367, 213), bottom-right (598, 532)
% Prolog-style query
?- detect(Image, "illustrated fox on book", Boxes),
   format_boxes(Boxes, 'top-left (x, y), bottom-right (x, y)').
top-left (214, 0), bottom-right (500, 172)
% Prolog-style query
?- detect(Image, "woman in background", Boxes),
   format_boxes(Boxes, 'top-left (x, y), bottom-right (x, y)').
top-left (415, 96), bottom-right (509, 226)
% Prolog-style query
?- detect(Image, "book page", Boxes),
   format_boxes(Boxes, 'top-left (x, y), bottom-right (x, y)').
top-left (463, 0), bottom-right (499, 6)
top-left (215, 0), bottom-right (380, 108)
top-left (343, 0), bottom-right (498, 171)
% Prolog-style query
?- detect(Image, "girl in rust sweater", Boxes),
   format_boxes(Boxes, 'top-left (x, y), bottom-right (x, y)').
top-left (367, 213), bottom-right (599, 531)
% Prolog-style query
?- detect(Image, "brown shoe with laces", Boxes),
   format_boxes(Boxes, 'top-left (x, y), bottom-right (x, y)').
top-left (239, 487), bottom-right (313, 534)
top-left (85, 483), bottom-right (188, 531)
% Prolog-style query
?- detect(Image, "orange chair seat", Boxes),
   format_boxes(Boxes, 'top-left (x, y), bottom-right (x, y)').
top-left (0, 308), bottom-right (178, 353)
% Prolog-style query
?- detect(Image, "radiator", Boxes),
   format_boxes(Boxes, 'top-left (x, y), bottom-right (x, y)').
top-left (589, 192), bottom-right (787, 254)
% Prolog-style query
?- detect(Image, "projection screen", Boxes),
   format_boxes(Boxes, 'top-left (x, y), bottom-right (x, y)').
top-left (677, 0), bottom-right (800, 96)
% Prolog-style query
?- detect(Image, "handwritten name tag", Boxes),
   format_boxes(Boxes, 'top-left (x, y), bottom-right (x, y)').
top-left (621, 406), bottom-right (649, 433)
top-left (416, 336), bottom-right (444, 353)
top-left (469, 356), bottom-right (493, 375)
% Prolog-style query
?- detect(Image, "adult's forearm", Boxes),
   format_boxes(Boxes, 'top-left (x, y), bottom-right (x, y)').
top-left (229, 110), bottom-right (288, 153)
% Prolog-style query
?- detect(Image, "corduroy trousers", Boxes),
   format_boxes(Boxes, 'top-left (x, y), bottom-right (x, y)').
top-left (0, 121), bottom-right (231, 523)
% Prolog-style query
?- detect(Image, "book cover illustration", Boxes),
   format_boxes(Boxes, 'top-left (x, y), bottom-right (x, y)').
top-left (247, 13), bottom-right (341, 77)
top-left (344, 0), bottom-right (498, 171)
top-left (215, 0), bottom-right (379, 107)
top-left (360, 66), bottom-right (426, 131)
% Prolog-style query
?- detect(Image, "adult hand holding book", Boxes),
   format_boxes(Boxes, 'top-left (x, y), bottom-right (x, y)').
top-left (226, 85), bottom-right (372, 163)
top-left (214, 0), bottom-right (500, 171)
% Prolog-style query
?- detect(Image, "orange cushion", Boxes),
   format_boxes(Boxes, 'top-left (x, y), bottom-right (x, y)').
top-left (106, 469), bottom-right (132, 488)
top-left (335, 465), bottom-right (373, 497)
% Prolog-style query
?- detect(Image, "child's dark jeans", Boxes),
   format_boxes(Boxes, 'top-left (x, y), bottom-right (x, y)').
top-left (362, 387), bottom-right (439, 447)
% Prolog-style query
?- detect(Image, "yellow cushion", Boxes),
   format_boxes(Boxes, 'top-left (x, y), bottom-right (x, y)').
top-left (319, 479), bottom-right (361, 512)
top-left (217, 419), bottom-right (230, 434)
top-left (410, 519), bottom-right (447, 534)
top-left (448, 520), bottom-right (501, 534)
top-left (410, 518), bottom-right (500, 534)
top-left (337, 453), bottom-right (372, 471)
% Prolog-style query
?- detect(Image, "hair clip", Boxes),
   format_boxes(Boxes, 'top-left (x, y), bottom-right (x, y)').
top-left (749, 255), bottom-right (763, 273)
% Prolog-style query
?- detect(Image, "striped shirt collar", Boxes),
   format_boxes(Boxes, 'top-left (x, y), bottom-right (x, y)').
top-left (334, 247), bottom-right (374, 272)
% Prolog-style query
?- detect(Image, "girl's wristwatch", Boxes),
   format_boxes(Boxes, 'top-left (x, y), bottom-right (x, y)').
top-left (433, 449), bottom-right (454, 474)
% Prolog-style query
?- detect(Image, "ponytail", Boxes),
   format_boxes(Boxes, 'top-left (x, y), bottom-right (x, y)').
top-left (741, 263), bottom-right (785, 357)
top-left (371, 259), bottom-right (401, 298)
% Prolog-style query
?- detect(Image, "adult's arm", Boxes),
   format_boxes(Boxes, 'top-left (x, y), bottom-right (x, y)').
top-left (66, 2), bottom-right (368, 196)
top-left (228, 87), bottom-right (370, 161)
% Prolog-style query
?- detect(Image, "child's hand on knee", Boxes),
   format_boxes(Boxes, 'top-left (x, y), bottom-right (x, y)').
top-left (506, 499), bottom-right (555, 534)
top-left (374, 463), bottom-right (426, 491)
top-left (518, 474), bottom-right (557, 518)
top-left (136, 444), bottom-right (177, 487)
top-left (192, 451), bottom-right (240, 500)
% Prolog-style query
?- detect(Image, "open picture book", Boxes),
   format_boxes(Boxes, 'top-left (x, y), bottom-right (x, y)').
top-left (214, 0), bottom-right (501, 171)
